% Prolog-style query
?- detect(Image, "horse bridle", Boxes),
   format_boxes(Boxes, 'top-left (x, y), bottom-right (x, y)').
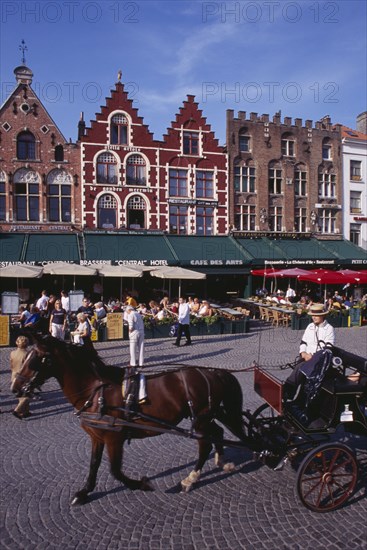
top-left (16, 348), bottom-right (51, 398)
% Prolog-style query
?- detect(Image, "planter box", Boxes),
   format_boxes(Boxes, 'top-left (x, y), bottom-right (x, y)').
top-left (231, 318), bottom-right (250, 334)
top-left (291, 315), bottom-right (311, 330)
top-left (190, 323), bottom-right (203, 337)
top-left (328, 314), bottom-right (349, 328)
top-left (144, 327), bottom-right (155, 340)
top-left (205, 321), bottom-right (222, 335)
top-left (152, 323), bottom-right (172, 338)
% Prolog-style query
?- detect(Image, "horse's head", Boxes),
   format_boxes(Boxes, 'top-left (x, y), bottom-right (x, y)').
top-left (11, 334), bottom-right (59, 397)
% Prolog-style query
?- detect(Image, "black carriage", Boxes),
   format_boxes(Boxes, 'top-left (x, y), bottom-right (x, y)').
top-left (244, 346), bottom-right (367, 512)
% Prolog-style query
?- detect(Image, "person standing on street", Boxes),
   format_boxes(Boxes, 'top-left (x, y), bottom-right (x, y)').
top-left (49, 299), bottom-right (67, 340)
top-left (10, 336), bottom-right (31, 419)
top-left (126, 306), bottom-right (145, 367)
top-left (174, 296), bottom-right (192, 347)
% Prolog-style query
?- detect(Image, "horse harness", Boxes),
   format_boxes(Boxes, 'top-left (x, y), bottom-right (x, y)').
top-left (76, 367), bottom-right (215, 437)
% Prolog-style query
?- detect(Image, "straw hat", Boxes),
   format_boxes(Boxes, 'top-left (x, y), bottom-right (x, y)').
top-left (307, 304), bottom-right (328, 316)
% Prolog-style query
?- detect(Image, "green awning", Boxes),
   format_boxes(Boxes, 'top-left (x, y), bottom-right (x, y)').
top-left (24, 234), bottom-right (81, 262)
top-left (236, 237), bottom-right (287, 264)
top-left (317, 239), bottom-right (367, 264)
top-left (0, 233), bottom-right (27, 264)
top-left (84, 234), bottom-right (178, 265)
top-left (167, 236), bottom-right (251, 267)
top-left (235, 237), bottom-right (366, 266)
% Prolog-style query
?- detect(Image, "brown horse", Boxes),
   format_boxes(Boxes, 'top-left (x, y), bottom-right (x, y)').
top-left (12, 335), bottom-right (248, 505)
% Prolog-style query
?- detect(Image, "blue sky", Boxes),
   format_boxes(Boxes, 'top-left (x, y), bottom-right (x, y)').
top-left (1, 0), bottom-right (366, 143)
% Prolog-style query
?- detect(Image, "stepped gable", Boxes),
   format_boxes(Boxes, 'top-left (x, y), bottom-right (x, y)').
top-left (83, 81), bottom-right (156, 145)
top-left (162, 95), bottom-right (223, 153)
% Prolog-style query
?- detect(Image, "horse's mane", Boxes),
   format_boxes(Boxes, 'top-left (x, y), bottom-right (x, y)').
top-left (40, 337), bottom-right (124, 386)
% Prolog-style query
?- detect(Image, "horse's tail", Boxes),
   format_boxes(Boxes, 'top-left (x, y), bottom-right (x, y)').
top-left (216, 371), bottom-right (248, 443)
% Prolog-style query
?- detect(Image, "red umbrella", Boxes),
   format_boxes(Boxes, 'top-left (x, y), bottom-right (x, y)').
top-left (337, 269), bottom-right (367, 284)
top-left (251, 268), bottom-right (279, 276)
top-left (264, 267), bottom-right (311, 278)
top-left (298, 268), bottom-right (366, 285)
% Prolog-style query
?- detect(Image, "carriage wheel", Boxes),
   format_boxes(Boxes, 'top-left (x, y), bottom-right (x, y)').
top-left (247, 403), bottom-right (278, 439)
top-left (296, 443), bottom-right (358, 513)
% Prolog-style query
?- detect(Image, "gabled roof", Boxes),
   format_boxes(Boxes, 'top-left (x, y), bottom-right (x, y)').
top-left (0, 82), bottom-right (68, 142)
top-left (340, 125), bottom-right (367, 141)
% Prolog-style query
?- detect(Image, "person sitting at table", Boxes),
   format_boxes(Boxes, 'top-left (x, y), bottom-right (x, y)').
top-left (198, 300), bottom-right (213, 317)
top-left (23, 306), bottom-right (41, 330)
top-left (18, 306), bottom-right (31, 327)
top-left (154, 304), bottom-right (168, 321)
top-left (190, 297), bottom-right (200, 314)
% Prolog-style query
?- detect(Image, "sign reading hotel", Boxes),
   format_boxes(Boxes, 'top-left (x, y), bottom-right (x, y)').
top-left (106, 313), bottom-right (123, 340)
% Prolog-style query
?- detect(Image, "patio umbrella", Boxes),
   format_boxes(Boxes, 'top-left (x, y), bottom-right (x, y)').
top-left (0, 264), bottom-right (43, 278)
top-left (150, 266), bottom-right (206, 297)
top-left (297, 268), bottom-right (366, 300)
top-left (0, 264), bottom-right (44, 293)
top-left (42, 262), bottom-right (97, 289)
top-left (336, 269), bottom-right (367, 284)
top-left (264, 268), bottom-right (311, 278)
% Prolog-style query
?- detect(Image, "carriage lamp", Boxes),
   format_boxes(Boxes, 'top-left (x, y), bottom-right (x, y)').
top-left (340, 404), bottom-right (354, 422)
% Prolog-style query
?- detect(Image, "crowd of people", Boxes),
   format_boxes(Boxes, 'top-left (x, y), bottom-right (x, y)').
top-left (256, 285), bottom-right (367, 314)
top-left (13, 289), bottom-right (217, 342)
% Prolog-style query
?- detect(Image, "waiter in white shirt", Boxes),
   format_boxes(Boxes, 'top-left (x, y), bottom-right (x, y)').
top-left (126, 305), bottom-right (145, 367)
top-left (173, 296), bottom-right (192, 347)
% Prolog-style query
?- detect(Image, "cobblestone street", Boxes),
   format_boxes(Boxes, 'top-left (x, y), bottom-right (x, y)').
top-left (1, 324), bottom-right (366, 550)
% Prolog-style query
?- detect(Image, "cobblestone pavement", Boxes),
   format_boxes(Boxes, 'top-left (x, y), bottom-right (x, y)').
top-left (1, 324), bottom-right (366, 550)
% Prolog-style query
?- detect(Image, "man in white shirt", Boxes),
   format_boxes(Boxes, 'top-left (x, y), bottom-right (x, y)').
top-left (285, 303), bottom-right (336, 391)
top-left (299, 303), bottom-right (335, 361)
top-left (174, 297), bottom-right (192, 347)
top-left (36, 290), bottom-right (49, 311)
top-left (126, 306), bottom-right (145, 367)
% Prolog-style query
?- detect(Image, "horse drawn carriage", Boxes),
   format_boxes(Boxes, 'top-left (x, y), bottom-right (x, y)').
top-left (11, 336), bottom-right (367, 512)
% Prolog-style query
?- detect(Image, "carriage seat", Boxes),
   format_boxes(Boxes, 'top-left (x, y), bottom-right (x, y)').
top-left (321, 374), bottom-right (367, 395)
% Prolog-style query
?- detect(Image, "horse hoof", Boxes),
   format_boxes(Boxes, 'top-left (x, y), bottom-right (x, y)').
top-left (71, 492), bottom-right (89, 506)
top-left (141, 476), bottom-right (154, 491)
top-left (180, 482), bottom-right (193, 493)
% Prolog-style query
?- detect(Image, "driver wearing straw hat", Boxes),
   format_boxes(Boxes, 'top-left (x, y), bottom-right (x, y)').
top-left (299, 303), bottom-right (335, 362)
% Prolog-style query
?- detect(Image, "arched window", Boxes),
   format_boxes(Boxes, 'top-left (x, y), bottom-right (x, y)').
top-left (55, 145), bottom-right (64, 162)
top-left (318, 170), bottom-right (336, 198)
top-left (268, 162), bottom-right (282, 195)
top-left (98, 194), bottom-right (117, 229)
top-left (17, 131), bottom-right (36, 160)
top-left (294, 164), bottom-right (307, 196)
top-left (0, 170), bottom-right (6, 220)
top-left (126, 155), bottom-right (146, 185)
top-left (13, 168), bottom-right (40, 221)
top-left (127, 195), bottom-right (146, 229)
top-left (110, 113), bottom-right (128, 145)
top-left (322, 138), bottom-right (332, 160)
top-left (96, 152), bottom-right (118, 184)
top-left (47, 169), bottom-right (72, 222)
top-left (281, 132), bottom-right (295, 157)
top-left (234, 160), bottom-right (256, 193)
top-left (239, 128), bottom-right (250, 152)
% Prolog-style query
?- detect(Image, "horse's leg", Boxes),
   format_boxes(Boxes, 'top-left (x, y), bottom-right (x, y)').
top-left (181, 416), bottom-right (220, 492)
top-left (106, 438), bottom-right (154, 492)
top-left (71, 439), bottom-right (104, 505)
top-left (211, 421), bottom-right (235, 473)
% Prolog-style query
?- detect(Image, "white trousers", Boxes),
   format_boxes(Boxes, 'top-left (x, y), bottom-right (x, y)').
top-left (51, 324), bottom-right (65, 341)
top-left (129, 330), bottom-right (144, 367)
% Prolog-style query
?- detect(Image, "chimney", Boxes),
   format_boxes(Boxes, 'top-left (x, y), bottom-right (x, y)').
top-left (78, 112), bottom-right (86, 140)
top-left (356, 112), bottom-right (367, 134)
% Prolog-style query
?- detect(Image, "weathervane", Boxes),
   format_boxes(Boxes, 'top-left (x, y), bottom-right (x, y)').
top-left (19, 39), bottom-right (28, 64)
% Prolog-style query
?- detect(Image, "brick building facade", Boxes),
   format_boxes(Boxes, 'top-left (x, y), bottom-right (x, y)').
top-left (80, 76), bottom-right (228, 235)
top-left (0, 64), bottom-right (81, 233)
top-left (226, 110), bottom-right (342, 236)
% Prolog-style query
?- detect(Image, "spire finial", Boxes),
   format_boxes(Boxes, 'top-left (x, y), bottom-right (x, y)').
top-left (117, 69), bottom-right (122, 82)
top-left (19, 39), bottom-right (28, 65)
